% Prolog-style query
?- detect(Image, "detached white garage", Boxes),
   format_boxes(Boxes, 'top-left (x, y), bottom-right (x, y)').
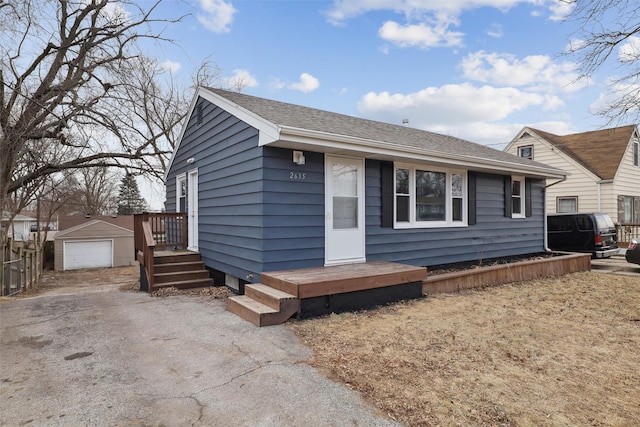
top-left (55, 219), bottom-right (134, 271)
top-left (63, 240), bottom-right (113, 270)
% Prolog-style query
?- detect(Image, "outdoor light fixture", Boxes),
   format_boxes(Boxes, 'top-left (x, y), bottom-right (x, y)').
top-left (186, 157), bottom-right (195, 164)
top-left (293, 150), bottom-right (305, 165)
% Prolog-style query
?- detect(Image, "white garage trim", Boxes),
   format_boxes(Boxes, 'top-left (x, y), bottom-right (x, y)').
top-left (63, 240), bottom-right (114, 270)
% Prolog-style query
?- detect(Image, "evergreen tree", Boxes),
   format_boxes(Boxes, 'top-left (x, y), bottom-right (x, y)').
top-left (117, 173), bottom-right (147, 215)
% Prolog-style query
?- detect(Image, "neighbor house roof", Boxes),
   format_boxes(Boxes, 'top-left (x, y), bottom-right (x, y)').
top-left (527, 125), bottom-right (637, 180)
top-left (1, 212), bottom-right (33, 222)
top-left (167, 87), bottom-right (567, 180)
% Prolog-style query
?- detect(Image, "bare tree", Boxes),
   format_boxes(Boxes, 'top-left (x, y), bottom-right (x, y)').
top-left (75, 167), bottom-right (119, 215)
top-left (564, 0), bottom-right (640, 122)
top-left (0, 0), bottom-right (184, 216)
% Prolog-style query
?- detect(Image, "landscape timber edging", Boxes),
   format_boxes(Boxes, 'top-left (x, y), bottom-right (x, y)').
top-left (422, 252), bottom-right (592, 295)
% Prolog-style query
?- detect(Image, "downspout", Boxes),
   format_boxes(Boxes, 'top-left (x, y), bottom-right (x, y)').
top-left (544, 177), bottom-right (568, 252)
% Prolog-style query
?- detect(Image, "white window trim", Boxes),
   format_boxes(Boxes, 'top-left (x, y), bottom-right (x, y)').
top-left (511, 175), bottom-right (525, 219)
top-left (557, 196), bottom-right (578, 213)
top-left (518, 145), bottom-right (534, 160)
top-left (394, 163), bottom-right (467, 228)
top-left (176, 173), bottom-right (186, 212)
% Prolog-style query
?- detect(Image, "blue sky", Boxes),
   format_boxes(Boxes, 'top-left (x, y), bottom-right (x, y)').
top-left (142, 0), bottom-right (633, 150)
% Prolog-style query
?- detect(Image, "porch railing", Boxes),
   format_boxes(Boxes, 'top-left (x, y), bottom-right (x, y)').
top-left (134, 212), bottom-right (187, 292)
top-left (616, 222), bottom-right (640, 248)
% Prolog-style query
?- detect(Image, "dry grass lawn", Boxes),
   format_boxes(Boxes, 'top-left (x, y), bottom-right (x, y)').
top-left (289, 271), bottom-right (640, 427)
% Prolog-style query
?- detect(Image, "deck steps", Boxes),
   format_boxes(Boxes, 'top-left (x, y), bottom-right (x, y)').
top-left (150, 251), bottom-right (213, 291)
top-left (226, 262), bottom-right (427, 326)
top-left (227, 284), bottom-right (299, 327)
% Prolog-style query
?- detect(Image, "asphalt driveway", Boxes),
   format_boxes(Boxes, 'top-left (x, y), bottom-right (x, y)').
top-left (0, 267), bottom-right (400, 426)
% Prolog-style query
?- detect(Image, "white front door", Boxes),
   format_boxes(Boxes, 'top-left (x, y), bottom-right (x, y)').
top-left (325, 155), bottom-right (365, 265)
top-left (187, 169), bottom-right (199, 251)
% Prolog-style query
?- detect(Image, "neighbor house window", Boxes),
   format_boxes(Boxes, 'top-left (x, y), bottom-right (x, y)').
top-left (518, 145), bottom-right (533, 160)
top-left (511, 176), bottom-right (525, 218)
top-left (557, 196), bottom-right (578, 213)
top-left (619, 195), bottom-right (640, 223)
top-left (634, 139), bottom-right (639, 167)
top-left (394, 164), bottom-right (466, 227)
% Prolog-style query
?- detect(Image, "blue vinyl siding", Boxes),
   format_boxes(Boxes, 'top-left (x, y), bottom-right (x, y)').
top-left (261, 147), bottom-right (325, 271)
top-left (166, 99), bottom-right (265, 281)
top-left (365, 160), bottom-right (546, 267)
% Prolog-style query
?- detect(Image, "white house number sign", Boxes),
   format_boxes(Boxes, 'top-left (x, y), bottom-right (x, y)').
top-left (289, 172), bottom-right (306, 180)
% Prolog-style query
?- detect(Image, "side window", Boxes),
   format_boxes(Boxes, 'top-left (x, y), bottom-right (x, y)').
top-left (511, 176), bottom-right (525, 218)
top-left (176, 175), bottom-right (187, 212)
top-left (548, 216), bottom-right (573, 232)
top-left (576, 215), bottom-right (592, 231)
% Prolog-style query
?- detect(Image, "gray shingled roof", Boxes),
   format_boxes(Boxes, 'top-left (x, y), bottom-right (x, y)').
top-left (207, 88), bottom-right (561, 172)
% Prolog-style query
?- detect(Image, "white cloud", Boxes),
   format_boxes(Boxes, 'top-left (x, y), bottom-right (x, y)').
top-left (197, 0), bottom-right (237, 33)
top-left (359, 84), bottom-right (559, 122)
top-left (327, 0), bottom-right (563, 26)
top-left (378, 19), bottom-right (463, 49)
top-left (619, 36), bottom-right (640, 62)
top-left (460, 51), bottom-right (584, 92)
top-left (548, 0), bottom-right (574, 21)
top-left (161, 60), bottom-right (182, 73)
top-left (288, 73), bottom-right (320, 93)
top-left (356, 83), bottom-right (564, 144)
top-left (485, 23), bottom-right (503, 38)
top-left (223, 69), bottom-right (258, 89)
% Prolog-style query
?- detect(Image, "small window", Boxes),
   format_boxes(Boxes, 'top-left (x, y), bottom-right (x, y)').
top-left (511, 176), bottom-right (525, 218)
top-left (518, 145), bottom-right (533, 160)
top-left (634, 139), bottom-right (639, 167)
top-left (557, 197), bottom-right (578, 213)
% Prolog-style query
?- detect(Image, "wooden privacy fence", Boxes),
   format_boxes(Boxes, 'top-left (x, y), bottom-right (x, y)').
top-left (2, 239), bottom-right (42, 296)
top-left (617, 223), bottom-right (640, 247)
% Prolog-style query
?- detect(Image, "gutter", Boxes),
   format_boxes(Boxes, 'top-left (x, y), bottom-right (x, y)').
top-left (276, 126), bottom-right (567, 180)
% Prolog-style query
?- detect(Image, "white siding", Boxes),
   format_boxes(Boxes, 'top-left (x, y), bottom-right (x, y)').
top-left (506, 134), bottom-right (602, 215)
top-left (612, 137), bottom-right (640, 222)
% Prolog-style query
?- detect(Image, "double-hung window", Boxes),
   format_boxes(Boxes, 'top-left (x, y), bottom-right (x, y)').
top-left (511, 176), bottom-right (525, 218)
top-left (394, 164), bottom-right (466, 227)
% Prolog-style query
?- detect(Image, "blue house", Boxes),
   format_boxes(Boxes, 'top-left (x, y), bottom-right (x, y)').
top-left (162, 87), bottom-right (566, 322)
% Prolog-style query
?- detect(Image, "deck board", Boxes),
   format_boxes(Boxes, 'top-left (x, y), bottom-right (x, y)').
top-left (261, 261), bottom-right (427, 299)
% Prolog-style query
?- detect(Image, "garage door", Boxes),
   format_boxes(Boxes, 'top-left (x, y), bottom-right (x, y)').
top-left (63, 240), bottom-right (113, 270)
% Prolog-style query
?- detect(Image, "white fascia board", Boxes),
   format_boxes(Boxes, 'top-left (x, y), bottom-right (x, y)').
top-left (503, 126), bottom-right (531, 153)
top-left (276, 126), bottom-right (567, 180)
top-left (198, 89), bottom-right (280, 145)
top-left (164, 88), bottom-right (280, 180)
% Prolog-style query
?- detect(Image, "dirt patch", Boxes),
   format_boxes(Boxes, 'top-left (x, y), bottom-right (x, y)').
top-left (150, 286), bottom-right (231, 299)
top-left (289, 271), bottom-right (640, 426)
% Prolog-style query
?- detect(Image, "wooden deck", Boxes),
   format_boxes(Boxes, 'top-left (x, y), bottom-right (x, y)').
top-left (262, 261), bottom-right (428, 298)
top-left (227, 261), bottom-right (428, 326)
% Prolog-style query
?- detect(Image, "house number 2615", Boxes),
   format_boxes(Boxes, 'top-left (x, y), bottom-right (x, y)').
top-left (289, 172), bottom-right (306, 180)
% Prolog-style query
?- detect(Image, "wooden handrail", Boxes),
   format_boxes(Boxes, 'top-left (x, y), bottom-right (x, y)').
top-left (134, 212), bottom-right (188, 292)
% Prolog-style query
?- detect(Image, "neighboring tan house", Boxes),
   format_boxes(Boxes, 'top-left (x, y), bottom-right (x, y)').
top-left (55, 215), bottom-right (135, 270)
top-left (164, 87), bottom-right (566, 292)
top-left (505, 125), bottom-right (640, 223)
